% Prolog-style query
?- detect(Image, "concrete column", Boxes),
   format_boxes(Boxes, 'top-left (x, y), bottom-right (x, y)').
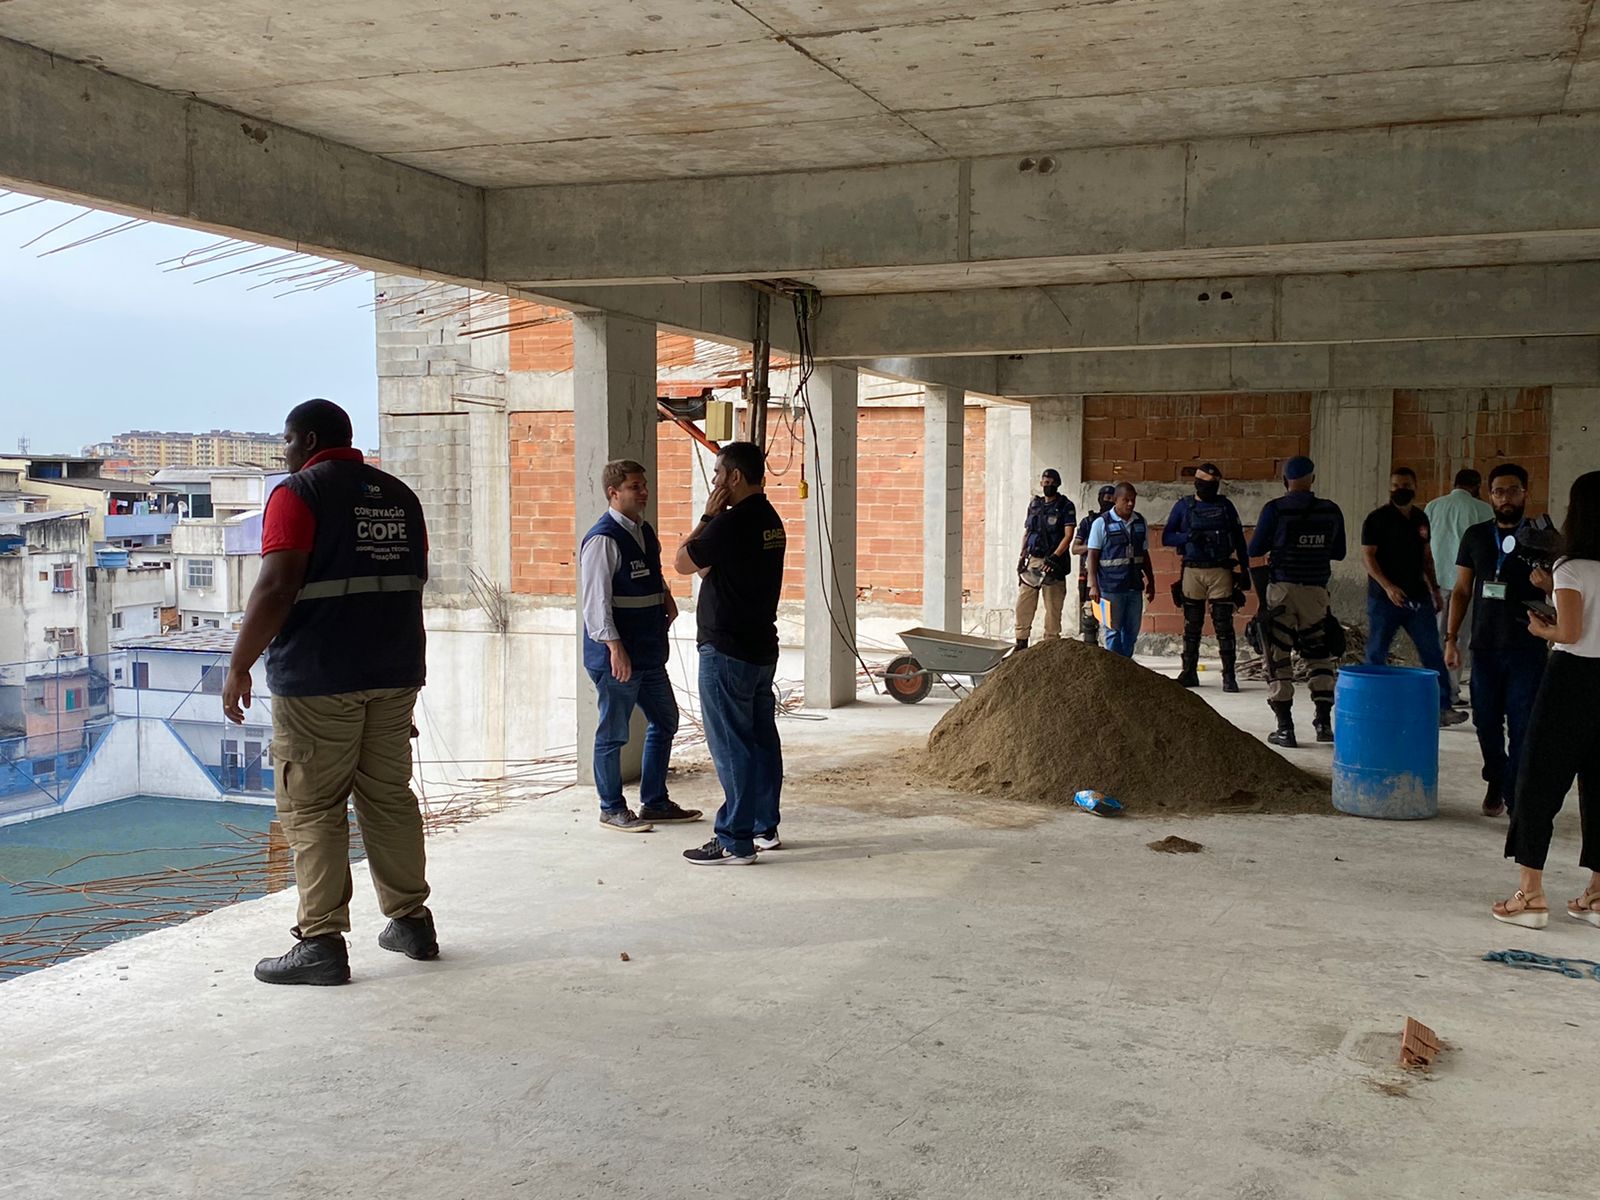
top-left (1029, 394), bottom-right (1086, 517)
top-left (573, 312), bottom-right (657, 786)
top-left (804, 366), bottom-right (858, 709)
top-left (1310, 389), bottom-right (1394, 615)
top-left (922, 386), bottom-right (964, 631)
top-left (1550, 387), bottom-right (1600, 519)
top-left (982, 404), bottom-right (1034, 618)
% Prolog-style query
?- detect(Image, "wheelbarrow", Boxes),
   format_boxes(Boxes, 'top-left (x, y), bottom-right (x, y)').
top-left (881, 627), bottom-right (1015, 704)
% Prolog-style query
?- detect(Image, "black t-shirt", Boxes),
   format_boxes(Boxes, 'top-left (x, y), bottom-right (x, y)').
top-left (687, 493), bottom-right (787, 665)
top-left (1361, 504), bottom-right (1432, 601)
top-left (1455, 520), bottom-right (1548, 653)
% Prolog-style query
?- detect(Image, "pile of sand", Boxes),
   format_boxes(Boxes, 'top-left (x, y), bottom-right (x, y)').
top-left (924, 638), bottom-right (1330, 815)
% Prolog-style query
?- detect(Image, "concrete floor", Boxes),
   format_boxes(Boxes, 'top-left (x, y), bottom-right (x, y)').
top-left (1, 652), bottom-right (1595, 1200)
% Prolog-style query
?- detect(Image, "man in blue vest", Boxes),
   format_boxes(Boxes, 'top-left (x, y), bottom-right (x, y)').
top-left (1247, 456), bottom-right (1347, 748)
top-left (1013, 469), bottom-right (1076, 650)
top-left (1162, 463), bottom-right (1251, 691)
top-left (222, 398), bottom-right (435, 986)
top-left (1085, 482), bottom-right (1156, 658)
top-left (1071, 485), bottom-right (1116, 645)
top-left (579, 459), bottom-right (702, 833)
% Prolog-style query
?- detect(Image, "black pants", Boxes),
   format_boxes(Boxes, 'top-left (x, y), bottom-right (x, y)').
top-left (1507, 651), bottom-right (1600, 872)
top-left (1470, 646), bottom-right (1546, 809)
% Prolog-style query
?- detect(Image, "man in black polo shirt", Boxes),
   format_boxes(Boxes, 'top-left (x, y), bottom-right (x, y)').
top-left (673, 441), bottom-right (787, 865)
top-left (1444, 463), bottom-right (1551, 816)
top-left (1361, 466), bottom-right (1467, 727)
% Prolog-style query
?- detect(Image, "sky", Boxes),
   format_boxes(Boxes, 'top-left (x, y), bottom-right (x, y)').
top-left (0, 197), bottom-right (379, 456)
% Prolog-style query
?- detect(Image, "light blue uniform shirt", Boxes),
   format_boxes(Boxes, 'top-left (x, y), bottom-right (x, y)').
top-left (1424, 488), bottom-right (1493, 588)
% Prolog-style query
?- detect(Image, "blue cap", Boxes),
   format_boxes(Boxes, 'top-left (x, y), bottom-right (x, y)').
top-left (1283, 455), bottom-right (1315, 481)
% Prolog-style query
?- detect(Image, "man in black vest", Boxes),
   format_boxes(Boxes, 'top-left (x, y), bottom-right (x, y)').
top-left (1162, 463), bottom-right (1251, 691)
top-left (1013, 469), bottom-right (1076, 649)
top-left (579, 459), bottom-right (701, 832)
top-left (673, 441), bottom-right (787, 865)
top-left (1247, 456), bottom-right (1346, 748)
top-left (222, 399), bottom-right (436, 985)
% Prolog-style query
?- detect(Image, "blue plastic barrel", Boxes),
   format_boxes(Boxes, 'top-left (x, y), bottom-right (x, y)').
top-left (1331, 665), bottom-right (1439, 819)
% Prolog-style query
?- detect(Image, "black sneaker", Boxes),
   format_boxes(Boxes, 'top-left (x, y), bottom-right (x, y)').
top-left (637, 800), bottom-right (704, 824)
top-left (683, 837), bottom-right (757, 866)
top-left (254, 928), bottom-right (350, 986)
top-left (600, 808), bottom-right (654, 833)
top-left (378, 906), bottom-right (440, 961)
top-left (1482, 784), bottom-right (1506, 818)
top-left (1439, 708), bottom-right (1470, 728)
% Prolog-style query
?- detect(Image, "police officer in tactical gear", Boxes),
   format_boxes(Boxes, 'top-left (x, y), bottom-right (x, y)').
top-left (1071, 485), bottom-right (1117, 645)
top-left (1247, 455), bottom-right (1348, 748)
top-left (1014, 468), bottom-right (1077, 649)
top-left (1162, 463), bottom-right (1251, 691)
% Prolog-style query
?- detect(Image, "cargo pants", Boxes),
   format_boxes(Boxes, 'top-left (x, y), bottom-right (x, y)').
top-left (270, 687), bottom-right (430, 938)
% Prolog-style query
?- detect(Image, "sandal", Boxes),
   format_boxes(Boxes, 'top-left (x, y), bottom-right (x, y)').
top-left (1492, 890), bottom-right (1549, 929)
top-left (1566, 887), bottom-right (1600, 929)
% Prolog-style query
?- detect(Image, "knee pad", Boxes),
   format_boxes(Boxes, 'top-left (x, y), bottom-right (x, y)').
top-left (1210, 601), bottom-right (1235, 630)
top-left (1182, 599), bottom-right (1206, 635)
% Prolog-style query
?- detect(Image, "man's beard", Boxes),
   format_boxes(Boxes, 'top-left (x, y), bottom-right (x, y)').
top-left (1495, 503), bottom-right (1525, 526)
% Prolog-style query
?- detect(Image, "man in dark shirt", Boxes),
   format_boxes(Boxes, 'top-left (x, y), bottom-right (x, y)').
top-left (673, 441), bottom-right (787, 865)
top-left (1444, 463), bottom-right (1551, 816)
top-left (1361, 466), bottom-right (1466, 726)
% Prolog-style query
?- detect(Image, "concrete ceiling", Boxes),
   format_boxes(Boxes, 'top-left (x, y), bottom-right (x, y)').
top-left (1, 0), bottom-right (1594, 188)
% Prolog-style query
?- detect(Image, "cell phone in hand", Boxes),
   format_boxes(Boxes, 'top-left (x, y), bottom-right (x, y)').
top-left (1523, 599), bottom-right (1557, 623)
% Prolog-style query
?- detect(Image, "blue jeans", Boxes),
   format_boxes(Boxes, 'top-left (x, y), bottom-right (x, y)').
top-left (1103, 591), bottom-right (1143, 658)
top-left (1471, 646), bottom-right (1547, 809)
top-left (587, 664), bottom-right (678, 814)
top-left (1365, 592), bottom-right (1451, 710)
top-left (698, 645), bottom-right (782, 857)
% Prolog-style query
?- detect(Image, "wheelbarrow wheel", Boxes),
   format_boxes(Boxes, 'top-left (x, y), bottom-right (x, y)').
top-left (884, 655), bottom-right (933, 704)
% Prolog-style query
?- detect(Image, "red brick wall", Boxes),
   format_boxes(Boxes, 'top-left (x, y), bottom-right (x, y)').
top-left (1391, 388), bottom-right (1551, 515)
top-left (1084, 393), bottom-right (1312, 482)
top-left (1082, 393), bottom-right (1309, 635)
top-left (505, 304), bottom-right (699, 375)
top-left (509, 407), bottom-right (988, 609)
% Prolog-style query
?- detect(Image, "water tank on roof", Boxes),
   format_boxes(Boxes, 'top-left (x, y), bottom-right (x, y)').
top-left (95, 548), bottom-right (130, 568)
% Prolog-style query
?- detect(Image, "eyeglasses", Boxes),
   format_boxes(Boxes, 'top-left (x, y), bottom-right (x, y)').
top-left (1489, 486), bottom-right (1526, 499)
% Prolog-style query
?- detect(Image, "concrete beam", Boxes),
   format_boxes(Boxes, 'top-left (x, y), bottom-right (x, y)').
top-left (841, 356), bottom-right (1000, 399)
top-left (487, 115), bottom-right (1600, 285)
top-left (519, 281), bottom-right (793, 356)
top-left (995, 338), bottom-right (1600, 397)
top-left (814, 266), bottom-right (1600, 359)
top-left (0, 35), bottom-right (484, 283)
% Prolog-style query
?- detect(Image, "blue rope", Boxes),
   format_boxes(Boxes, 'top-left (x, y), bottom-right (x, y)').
top-left (1483, 949), bottom-right (1600, 982)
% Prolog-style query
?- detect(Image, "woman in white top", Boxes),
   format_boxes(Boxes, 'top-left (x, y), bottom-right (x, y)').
top-left (1493, 470), bottom-right (1600, 928)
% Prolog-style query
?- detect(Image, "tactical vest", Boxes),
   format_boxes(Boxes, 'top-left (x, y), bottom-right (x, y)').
top-left (1269, 493), bottom-right (1342, 585)
top-left (1024, 495), bottom-right (1075, 557)
top-left (581, 512), bottom-right (670, 675)
top-left (1179, 496), bottom-right (1236, 568)
top-left (266, 459), bottom-right (428, 697)
top-left (1097, 512), bottom-right (1148, 593)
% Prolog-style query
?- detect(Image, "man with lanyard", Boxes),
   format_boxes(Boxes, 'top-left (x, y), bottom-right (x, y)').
top-left (1086, 482), bottom-right (1156, 658)
top-left (1071, 485), bottom-right (1116, 646)
top-left (579, 459), bottom-right (702, 834)
top-left (1444, 463), bottom-right (1551, 817)
top-left (1248, 456), bottom-right (1346, 748)
top-left (222, 399), bottom-right (436, 985)
top-left (1425, 468), bottom-right (1493, 707)
top-left (1361, 466), bottom-right (1469, 728)
top-left (1013, 468), bottom-right (1076, 650)
top-left (1162, 463), bottom-right (1251, 691)
top-left (673, 441), bottom-right (787, 865)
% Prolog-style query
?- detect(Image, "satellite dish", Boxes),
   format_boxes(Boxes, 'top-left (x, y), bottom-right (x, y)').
top-left (1501, 534), bottom-right (1517, 555)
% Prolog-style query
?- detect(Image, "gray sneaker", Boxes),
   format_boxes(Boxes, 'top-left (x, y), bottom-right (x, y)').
top-left (753, 833), bottom-right (782, 851)
top-left (600, 808), bottom-right (654, 833)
